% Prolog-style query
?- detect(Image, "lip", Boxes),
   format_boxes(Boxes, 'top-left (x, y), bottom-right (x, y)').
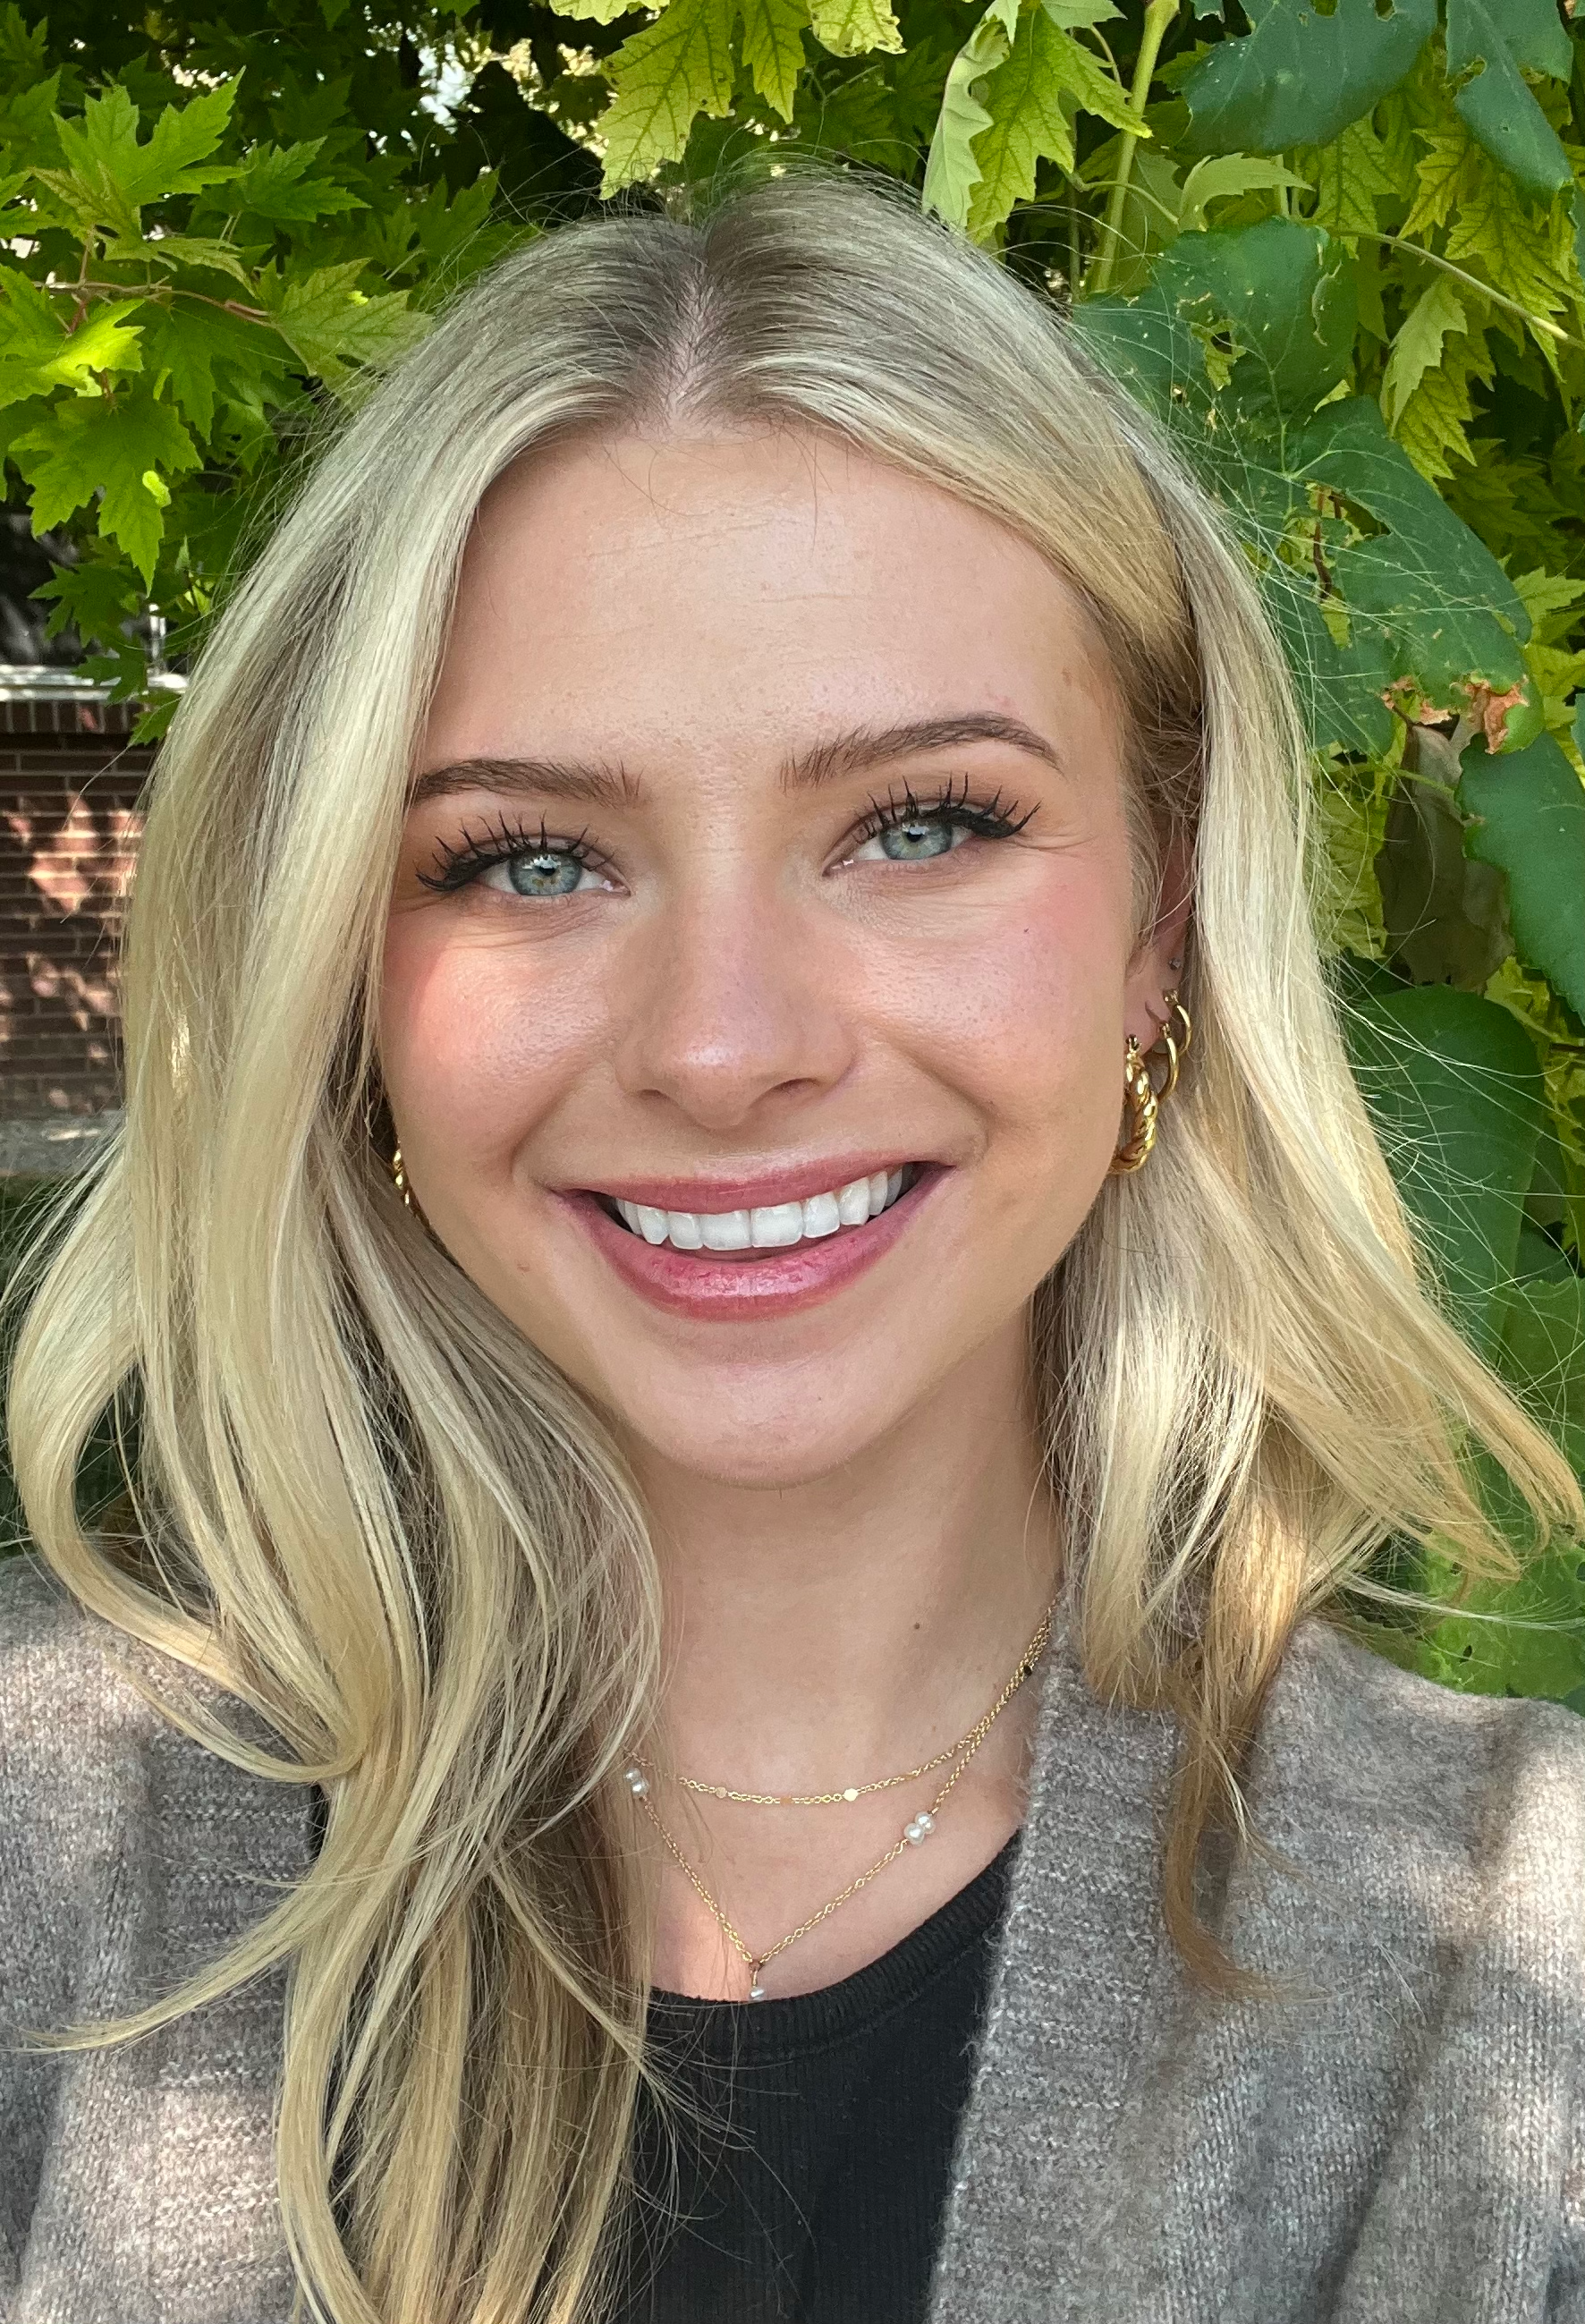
top-left (556, 1164), bottom-right (945, 1321)
top-left (580, 1157), bottom-right (920, 1213)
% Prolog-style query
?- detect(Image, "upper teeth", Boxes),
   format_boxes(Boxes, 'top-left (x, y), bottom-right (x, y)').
top-left (615, 1169), bottom-right (906, 1251)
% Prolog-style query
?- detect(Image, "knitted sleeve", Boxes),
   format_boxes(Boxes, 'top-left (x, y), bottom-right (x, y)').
top-left (0, 1552), bottom-right (308, 2323)
top-left (0, 1554), bottom-right (142, 2314)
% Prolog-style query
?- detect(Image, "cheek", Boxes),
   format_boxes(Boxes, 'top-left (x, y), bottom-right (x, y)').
top-left (875, 871), bottom-right (1132, 1172)
top-left (378, 913), bottom-right (602, 1160)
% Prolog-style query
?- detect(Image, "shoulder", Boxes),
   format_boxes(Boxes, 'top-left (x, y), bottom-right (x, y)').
top-left (1240, 1612), bottom-right (1585, 1970)
top-left (0, 1551), bottom-right (312, 2013)
top-left (0, 1549), bottom-right (165, 1778)
top-left (1262, 1611), bottom-right (1585, 1830)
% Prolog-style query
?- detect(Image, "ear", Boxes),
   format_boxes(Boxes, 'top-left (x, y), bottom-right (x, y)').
top-left (1123, 829), bottom-right (1193, 1049)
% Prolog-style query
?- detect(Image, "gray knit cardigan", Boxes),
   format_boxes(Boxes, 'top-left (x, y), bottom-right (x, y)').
top-left (5, 1546), bottom-right (1585, 2324)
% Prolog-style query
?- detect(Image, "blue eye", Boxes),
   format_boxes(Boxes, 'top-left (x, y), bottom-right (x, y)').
top-left (417, 818), bottom-right (614, 898)
top-left (847, 782), bottom-right (1036, 865)
top-left (857, 816), bottom-right (962, 862)
top-left (485, 849), bottom-right (593, 898)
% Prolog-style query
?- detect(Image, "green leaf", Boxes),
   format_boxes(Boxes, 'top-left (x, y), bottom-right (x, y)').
top-left (1293, 396), bottom-right (1534, 727)
top-left (740, 0), bottom-right (808, 118)
top-left (554, 0), bottom-right (648, 21)
top-left (1153, 217), bottom-right (1357, 411)
top-left (1458, 730), bottom-right (1585, 1024)
top-left (1442, 142), bottom-right (1577, 346)
top-left (1348, 981), bottom-right (1546, 1354)
top-left (965, 4), bottom-right (1138, 240)
top-left (0, 72), bottom-right (62, 173)
top-left (0, 4), bottom-right (49, 91)
top-left (1382, 276), bottom-right (1467, 428)
top-left (1179, 0), bottom-right (1436, 159)
top-left (39, 81), bottom-right (238, 241)
top-left (1391, 327), bottom-right (1493, 487)
top-left (33, 556), bottom-right (143, 649)
top-left (260, 261), bottom-right (428, 387)
top-left (9, 390), bottom-right (201, 583)
top-left (1297, 109), bottom-right (1404, 242)
top-left (227, 140), bottom-right (366, 225)
top-left (598, 0), bottom-right (738, 191)
top-left (1419, 1535), bottom-right (1585, 1702)
top-left (922, 0), bottom-right (1019, 230)
top-left (1268, 574), bottom-right (1395, 756)
top-left (1378, 751), bottom-right (1514, 988)
top-left (1445, 0), bottom-right (1572, 201)
top-left (101, 232), bottom-right (257, 290)
top-left (136, 302), bottom-right (275, 439)
top-left (1498, 1271), bottom-right (1585, 1478)
top-left (807, 0), bottom-right (903, 56)
top-left (0, 268), bottom-right (143, 410)
top-left (1175, 152), bottom-right (1310, 233)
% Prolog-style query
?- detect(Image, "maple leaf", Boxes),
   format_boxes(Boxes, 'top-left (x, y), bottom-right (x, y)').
top-left (1403, 124), bottom-right (1484, 241)
top-left (806, 0), bottom-right (902, 60)
top-left (137, 303), bottom-right (286, 441)
top-left (1382, 276), bottom-right (1467, 428)
top-left (9, 390), bottom-right (200, 581)
top-left (226, 140), bottom-right (366, 226)
top-left (259, 262), bottom-right (429, 388)
top-left (34, 81), bottom-right (238, 242)
top-left (0, 267), bottom-right (143, 410)
top-left (1299, 111), bottom-right (1401, 242)
top-left (740, 0), bottom-right (808, 119)
top-left (1392, 340), bottom-right (1494, 485)
top-left (599, 0), bottom-right (737, 192)
top-left (966, 7), bottom-right (1082, 239)
top-left (1445, 161), bottom-right (1577, 344)
top-left (554, 0), bottom-right (648, 22)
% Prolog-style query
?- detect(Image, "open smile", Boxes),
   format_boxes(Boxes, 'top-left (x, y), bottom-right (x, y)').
top-left (557, 1162), bottom-right (939, 1320)
top-left (601, 1163), bottom-right (917, 1256)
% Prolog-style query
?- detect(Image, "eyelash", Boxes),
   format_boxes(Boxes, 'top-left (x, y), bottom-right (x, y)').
top-left (847, 776), bottom-right (1037, 852)
top-left (416, 813), bottom-right (607, 895)
top-left (414, 779), bottom-right (1037, 895)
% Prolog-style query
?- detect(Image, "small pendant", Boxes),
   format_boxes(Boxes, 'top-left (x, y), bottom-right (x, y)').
top-left (842, 1787), bottom-right (860, 1802)
top-left (623, 1766), bottom-right (649, 1798)
top-left (749, 1967), bottom-right (767, 2000)
top-left (903, 1811), bottom-right (936, 1845)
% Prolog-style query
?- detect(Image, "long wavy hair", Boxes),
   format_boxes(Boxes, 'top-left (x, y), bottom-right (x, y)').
top-left (5, 169), bottom-right (1581, 2324)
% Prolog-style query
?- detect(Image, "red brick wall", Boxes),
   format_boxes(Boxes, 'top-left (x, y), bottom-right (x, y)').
top-left (0, 706), bottom-right (151, 1121)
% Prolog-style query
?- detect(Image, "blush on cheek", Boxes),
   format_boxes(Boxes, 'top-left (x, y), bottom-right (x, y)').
top-left (377, 917), bottom-right (594, 1191)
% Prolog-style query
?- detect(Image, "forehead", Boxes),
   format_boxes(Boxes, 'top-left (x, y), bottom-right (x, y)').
top-left (425, 428), bottom-right (1121, 771)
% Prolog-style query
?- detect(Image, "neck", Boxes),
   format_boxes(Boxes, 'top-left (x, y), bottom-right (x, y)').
top-left (623, 1318), bottom-right (1061, 1794)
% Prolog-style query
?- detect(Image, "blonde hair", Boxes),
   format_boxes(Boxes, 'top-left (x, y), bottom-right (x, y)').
top-left (6, 168), bottom-right (1580, 2324)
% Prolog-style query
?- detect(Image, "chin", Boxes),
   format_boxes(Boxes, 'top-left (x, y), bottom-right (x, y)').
top-left (607, 1372), bottom-right (920, 1492)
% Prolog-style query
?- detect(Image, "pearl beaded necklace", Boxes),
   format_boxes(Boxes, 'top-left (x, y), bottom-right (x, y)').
top-left (622, 1599), bottom-right (1056, 2001)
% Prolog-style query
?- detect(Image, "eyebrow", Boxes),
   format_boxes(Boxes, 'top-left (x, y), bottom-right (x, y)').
top-left (407, 712), bottom-right (1066, 810)
top-left (781, 714), bottom-right (1066, 791)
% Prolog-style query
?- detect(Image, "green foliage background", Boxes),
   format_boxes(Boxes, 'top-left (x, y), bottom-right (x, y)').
top-left (1, 0), bottom-right (1583, 1698)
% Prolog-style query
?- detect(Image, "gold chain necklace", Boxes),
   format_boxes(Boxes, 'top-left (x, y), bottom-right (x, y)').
top-left (623, 1599), bottom-right (1056, 2000)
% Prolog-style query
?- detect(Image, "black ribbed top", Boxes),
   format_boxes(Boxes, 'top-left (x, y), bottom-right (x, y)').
top-left (612, 1834), bottom-right (1019, 2323)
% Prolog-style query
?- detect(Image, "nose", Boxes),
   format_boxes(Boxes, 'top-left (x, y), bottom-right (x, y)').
top-left (610, 874), bottom-right (856, 1133)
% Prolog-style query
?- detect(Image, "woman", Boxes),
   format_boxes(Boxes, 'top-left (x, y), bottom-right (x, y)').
top-left (2, 169), bottom-right (1583, 2324)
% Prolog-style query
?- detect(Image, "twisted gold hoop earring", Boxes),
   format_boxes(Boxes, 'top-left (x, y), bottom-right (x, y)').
top-left (390, 1144), bottom-right (415, 1212)
top-left (1109, 988), bottom-right (1193, 1175)
top-left (1110, 1037), bottom-right (1159, 1174)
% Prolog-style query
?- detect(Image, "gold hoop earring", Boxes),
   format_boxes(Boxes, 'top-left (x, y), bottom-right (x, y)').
top-left (1110, 1036), bottom-right (1158, 1175)
top-left (390, 1144), bottom-right (415, 1212)
top-left (1109, 989), bottom-right (1192, 1175)
top-left (1157, 989), bottom-right (1193, 1102)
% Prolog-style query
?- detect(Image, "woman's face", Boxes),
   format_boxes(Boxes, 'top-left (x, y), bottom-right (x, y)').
top-left (381, 428), bottom-right (1183, 1489)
